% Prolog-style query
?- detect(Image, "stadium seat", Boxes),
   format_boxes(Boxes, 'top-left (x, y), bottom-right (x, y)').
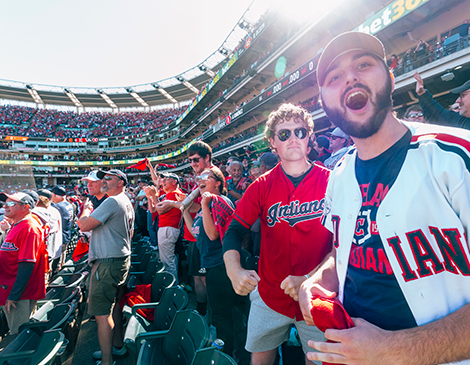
top-left (135, 310), bottom-right (209, 365)
top-left (19, 302), bottom-right (76, 334)
top-left (124, 286), bottom-right (188, 356)
top-left (0, 329), bottom-right (65, 365)
top-left (190, 347), bottom-right (238, 365)
top-left (127, 259), bottom-right (165, 289)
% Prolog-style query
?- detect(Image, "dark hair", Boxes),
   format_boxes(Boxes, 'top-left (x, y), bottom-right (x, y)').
top-left (405, 104), bottom-right (423, 117)
top-left (203, 167), bottom-right (227, 195)
top-left (187, 141), bottom-right (212, 162)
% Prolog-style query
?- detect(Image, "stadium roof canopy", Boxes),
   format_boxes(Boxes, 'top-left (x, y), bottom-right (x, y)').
top-left (0, 2), bottom-right (266, 110)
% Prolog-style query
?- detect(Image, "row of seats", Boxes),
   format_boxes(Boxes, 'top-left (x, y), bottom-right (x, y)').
top-left (0, 235), bottom-right (236, 364)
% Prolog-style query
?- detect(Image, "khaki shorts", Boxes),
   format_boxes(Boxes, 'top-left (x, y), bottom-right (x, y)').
top-left (246, 287), bottom-right (325, 355)
top-left (88, 257), bottom-right (130, 316)
top-left (3, 300), bottom-right (36, 335)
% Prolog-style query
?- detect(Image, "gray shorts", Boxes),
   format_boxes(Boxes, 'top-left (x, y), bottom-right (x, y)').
top-left (246, 287), bottom-right (325, 355)
top-left (88, 257), bottom-right (130, 316)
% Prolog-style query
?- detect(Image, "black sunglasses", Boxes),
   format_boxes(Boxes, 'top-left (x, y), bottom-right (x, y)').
top-left (188, 157), bottom-right (201, 163)
top-left (275, 127), bottom-right (308, 142)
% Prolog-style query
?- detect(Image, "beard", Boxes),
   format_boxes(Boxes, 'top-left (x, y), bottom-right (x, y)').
top-left (322, 76), bottom-right (393, 139)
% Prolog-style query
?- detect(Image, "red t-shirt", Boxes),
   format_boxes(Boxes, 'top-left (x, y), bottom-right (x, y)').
top-left (158, 189), bottom-right (183, 229)
top-left (234, 164), bottom-right (332, 319)
top-left (0, 217), bottom-right (47, 305)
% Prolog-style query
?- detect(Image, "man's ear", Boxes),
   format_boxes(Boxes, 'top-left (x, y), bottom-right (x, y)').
top-left (269, 137), bottom-right (276, 151)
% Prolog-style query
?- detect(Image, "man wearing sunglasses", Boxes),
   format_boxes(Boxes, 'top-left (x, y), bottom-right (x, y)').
top-left (0, 192), bottom-right (47, 336)
top-left (78, 169), bottom-right (134, 365)
top-left (154, 141), bottom-right (213, 317)
top-left (403, 105), bottom-right (427, 124)
top-left (299, 31), bottom-right (470, 365)
top-left (324, 127), bottom-right (350, 170)
top-left (223, 103), bottom-right (332, 365)
top-left (415, 72), bottom-right (470, 128)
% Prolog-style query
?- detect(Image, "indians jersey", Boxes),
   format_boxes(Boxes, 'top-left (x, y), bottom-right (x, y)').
top-left (0, 217), bottom-right (47, 305)
top-left (323, 121), bottom-right (470, 332)
top-left (234, 163), bottom-right (332, 319)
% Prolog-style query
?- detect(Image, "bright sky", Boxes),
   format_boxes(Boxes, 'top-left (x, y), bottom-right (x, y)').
top-left (0, 0), bottom-right (263, 89)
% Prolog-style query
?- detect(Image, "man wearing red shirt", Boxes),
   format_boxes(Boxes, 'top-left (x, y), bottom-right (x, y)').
top-left (223, 103), bottom-right (332, 365)
top-left (0, 192), bottom-right (47, 335)
top-left (154, 172), bottom-right (184, 281)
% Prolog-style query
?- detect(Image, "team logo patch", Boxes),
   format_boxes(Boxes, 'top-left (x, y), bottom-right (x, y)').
top-left (266, 199), bottom-right (324, 227)
top-left (1, 241), bottom-right (19, 251)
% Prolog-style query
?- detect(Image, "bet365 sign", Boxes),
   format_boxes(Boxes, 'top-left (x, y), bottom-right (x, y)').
top-left (354, 0), bottom-right (430, 35)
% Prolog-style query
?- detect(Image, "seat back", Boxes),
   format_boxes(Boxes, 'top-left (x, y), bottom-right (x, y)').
top-left (163, 310), bottom-right (209, 365)
top-left (141, 259), bottom-right (165, 285)
top-left (18, 303), bottom-right (75, 335)
top-left (150, 271), bottom-right (175, 303)
top-left (0, 329), bottom-right (64, 365)
top-left (153, 287), bottom-right (188, 331)
top-left (191, 347), bottom-right (238, 365)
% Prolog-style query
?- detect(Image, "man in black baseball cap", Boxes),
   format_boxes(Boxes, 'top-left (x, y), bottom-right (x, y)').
top-left (97, 169), bottom-right (128, 186)
top-left (415, 72), bottom-right (470, 128)
top-left (159, 171), bottom-right (180, 185)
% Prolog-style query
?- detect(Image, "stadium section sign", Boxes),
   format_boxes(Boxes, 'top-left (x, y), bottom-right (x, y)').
top-left (354, 0), bottom-right (430, 35)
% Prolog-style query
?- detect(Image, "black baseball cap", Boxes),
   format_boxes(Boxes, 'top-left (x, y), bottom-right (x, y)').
top-left (259, 152), bottom-right (278, 170)
top-left (97, 169), bottom-right (128, 186)
top-left (38, 189), bottom-right (53, 199)
top-left (23, 189), bottom-right (39, 205)
top-left (51, 186), bottom-right (66, 196)
top-left (450, 79), bottom-right (470, 94)
top-left (159, 172), bottom-right (180, 185)
top-left (0, 192), bottom-right (35, 208)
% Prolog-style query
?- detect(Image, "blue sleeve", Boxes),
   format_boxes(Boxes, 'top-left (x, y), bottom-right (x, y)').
top-left (419, 90), bottom-right (470, 129)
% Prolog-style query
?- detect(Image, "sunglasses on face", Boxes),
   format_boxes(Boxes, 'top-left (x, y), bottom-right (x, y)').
top-left (275, 127), bottom-right (308, 142)
top-left (329, 135), bottom-right (345, 141)
top-left (196, 173), bottom-right (217, 183)
top-left (188, 157), bottom-right (201, 163)
top-left (408, 113), bottom-right (423, 118)
top-left (6, 201), bottom-right (23, 207)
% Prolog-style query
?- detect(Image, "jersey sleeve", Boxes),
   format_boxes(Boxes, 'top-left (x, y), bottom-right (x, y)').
top-left (90, 197), bottom-right (117, 225)
top-left (232, 178), bottom-right (263, 229)
top-left (322, 177), bottom-right (334, 234)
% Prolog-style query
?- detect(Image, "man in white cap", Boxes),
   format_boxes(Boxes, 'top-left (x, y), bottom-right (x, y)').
top-left (82, 170), bottom-right (107, 210)
top-left (323, 127), bottom-right (350, 169)
top-left (0, 192), bottom-right (47, 336)
top-left (299, 31), bottom-right (470, 364)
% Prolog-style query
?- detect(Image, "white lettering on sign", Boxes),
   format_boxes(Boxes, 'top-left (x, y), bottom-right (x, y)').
top-left (354, 0), bottom-right (428, 35)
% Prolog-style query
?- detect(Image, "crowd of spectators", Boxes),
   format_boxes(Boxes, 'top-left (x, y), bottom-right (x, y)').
top-left (0, 106), bottom-right (184, 139)
top-left (390, 22), bottom-right (470, 77)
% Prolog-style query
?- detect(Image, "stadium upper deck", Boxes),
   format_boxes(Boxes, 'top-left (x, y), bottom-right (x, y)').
top-left (1, 0), bottom-right (470, 180)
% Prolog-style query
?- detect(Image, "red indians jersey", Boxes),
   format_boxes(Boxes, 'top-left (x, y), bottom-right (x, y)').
top-left (234, 164), bottom-right (332, 319)
top-left (0, 217), bottom-right (47, 305)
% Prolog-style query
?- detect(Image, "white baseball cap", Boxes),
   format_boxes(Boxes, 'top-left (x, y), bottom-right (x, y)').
top-left (82, 170), bottom-right (101, 182)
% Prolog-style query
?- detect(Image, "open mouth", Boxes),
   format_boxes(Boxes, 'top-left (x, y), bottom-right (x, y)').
top-left (346, 91), bottom-right (369, 110)
top-left (199, 183), bottom-right (207, 189)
